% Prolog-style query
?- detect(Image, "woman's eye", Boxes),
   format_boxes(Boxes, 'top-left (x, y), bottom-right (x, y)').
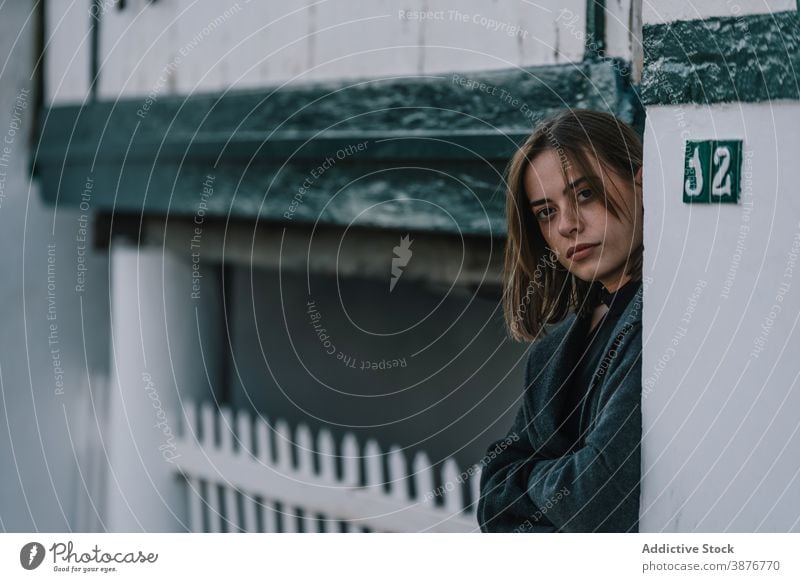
top-left (577, 188), bottom-right (594, 201)
top-left (534, 207), bottom-right (554, 221)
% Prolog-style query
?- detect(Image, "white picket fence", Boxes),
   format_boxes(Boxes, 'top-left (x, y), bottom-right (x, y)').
top-left (174, 401), bottom-right (481, 533)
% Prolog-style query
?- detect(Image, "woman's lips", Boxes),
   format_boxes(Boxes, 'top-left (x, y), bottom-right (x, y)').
top-left (570, 244), bottom-right (599, 261)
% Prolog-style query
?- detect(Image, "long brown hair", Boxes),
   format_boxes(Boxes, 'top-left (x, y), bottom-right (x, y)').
top-left (502, 109), bottom-right (643, 342)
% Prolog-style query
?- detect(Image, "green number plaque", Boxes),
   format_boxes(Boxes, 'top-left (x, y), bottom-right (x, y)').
top-left (683, 140), bottom-right (742, 204)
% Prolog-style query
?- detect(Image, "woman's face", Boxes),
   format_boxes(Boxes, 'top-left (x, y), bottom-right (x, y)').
top-left (523, 148), bottom-right (643, 292)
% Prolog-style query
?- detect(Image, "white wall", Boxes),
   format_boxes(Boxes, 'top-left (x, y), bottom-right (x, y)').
top-left (44, 0), bottom-right (92, 104)
top-left (40, 0), bottom-right (643, 103)
top-left (0, 0), bottom-right (111, 531)
top-left (641, 102), bottom-right (800, 531)
top-left (96, 0), bottom-right (590, 99)
top-left (104, 245), bottom-right (223, 532)
top-left (640, 0), bottom-right (800, 533)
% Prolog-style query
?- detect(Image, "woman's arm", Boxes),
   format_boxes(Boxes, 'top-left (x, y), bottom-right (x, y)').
top-left (524, 328), bottom-right (642, 532)
top-left (477, 399), bottom-right (556, 532)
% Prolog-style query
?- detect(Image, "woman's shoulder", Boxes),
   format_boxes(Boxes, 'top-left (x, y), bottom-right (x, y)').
top-left (529, 313), bottom-right (578, 345)
top-left (523, 313), bottom-right (581, 366)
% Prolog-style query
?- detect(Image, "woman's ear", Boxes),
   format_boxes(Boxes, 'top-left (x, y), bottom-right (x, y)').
top-left (635, 166), bottom-right (643, 185)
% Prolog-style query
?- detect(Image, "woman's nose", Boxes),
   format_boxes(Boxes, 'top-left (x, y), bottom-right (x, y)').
top-left (557, 203), bottom-right (583, 237)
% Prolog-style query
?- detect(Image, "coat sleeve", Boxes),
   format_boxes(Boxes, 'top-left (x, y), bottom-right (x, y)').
top-left (524, 325), bottom-right (642, 532)
top-left (476, 355), bottom-right (556, 533)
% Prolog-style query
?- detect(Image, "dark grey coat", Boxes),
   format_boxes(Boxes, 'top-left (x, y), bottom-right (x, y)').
top-left (477, 282), bottom-right (643, 532)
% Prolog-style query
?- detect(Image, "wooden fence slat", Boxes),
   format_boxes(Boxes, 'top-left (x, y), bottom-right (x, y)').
top-left (210, 483), bottom-right (224, 533)
top-left (186, 476), bottom-right (203, 532)
top-left (200, 479), bottom-right (210, 533)
top-left (412, 451), bottom-right (436, 507)
top-left (217, 407), bottom-right (240, 532)
top-left (219, 406), bottom-right (235, 453)
top-left (236, 412), bottom-right (257, 531)
top-left (317, 429), bottom-right (337, 483)
top-left (387, 446), bottom-right (408, 501)
top-left (183, 401), bottom-right (197, 440)
top-left (181, 404), bottom-right (203, 532)
top-left (274, 420), bottom-right (293, 474)
top-left (200, 402), bottom-right (216, 449)
top-left (255, 416), bottom-right (272, 464)
top-left (364, 439), bottom-right (383, 494)
top-left (242, 492), bottom-right (258, 532)
top-left (236, 412), bottom-right (254, 458)
top-left (226, 487), bottom-right (241, 532)
top-left (468, 464), bottom-right (481, 515)
top-left (297, 510), bottom-right (310, 533)
top-left (283, 507), bottom-right (299, 532)
top-left (295, 423), bottom-right (315, 479)
top-left (340, 433), bottom-right (360, 487)
top-left (441, 459), bottom-right (463, 514)
top-left (262, 499), bottom-right (278, 532)
top-left (199, 404), bottom-right (224, 532)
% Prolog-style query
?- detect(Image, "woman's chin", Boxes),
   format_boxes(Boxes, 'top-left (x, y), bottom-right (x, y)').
top-left (568, 265), bottom-right (603, 283)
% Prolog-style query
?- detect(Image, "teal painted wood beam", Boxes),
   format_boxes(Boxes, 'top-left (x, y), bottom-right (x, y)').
top-left (35, 61), bottom-right (633, 236)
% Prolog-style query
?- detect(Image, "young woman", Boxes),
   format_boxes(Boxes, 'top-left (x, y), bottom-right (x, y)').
top-left (477, 109), bottom-right (644, 532)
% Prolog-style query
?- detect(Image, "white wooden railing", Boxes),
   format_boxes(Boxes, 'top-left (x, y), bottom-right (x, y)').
top-left (175, 401), bottom-right (481, 533)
